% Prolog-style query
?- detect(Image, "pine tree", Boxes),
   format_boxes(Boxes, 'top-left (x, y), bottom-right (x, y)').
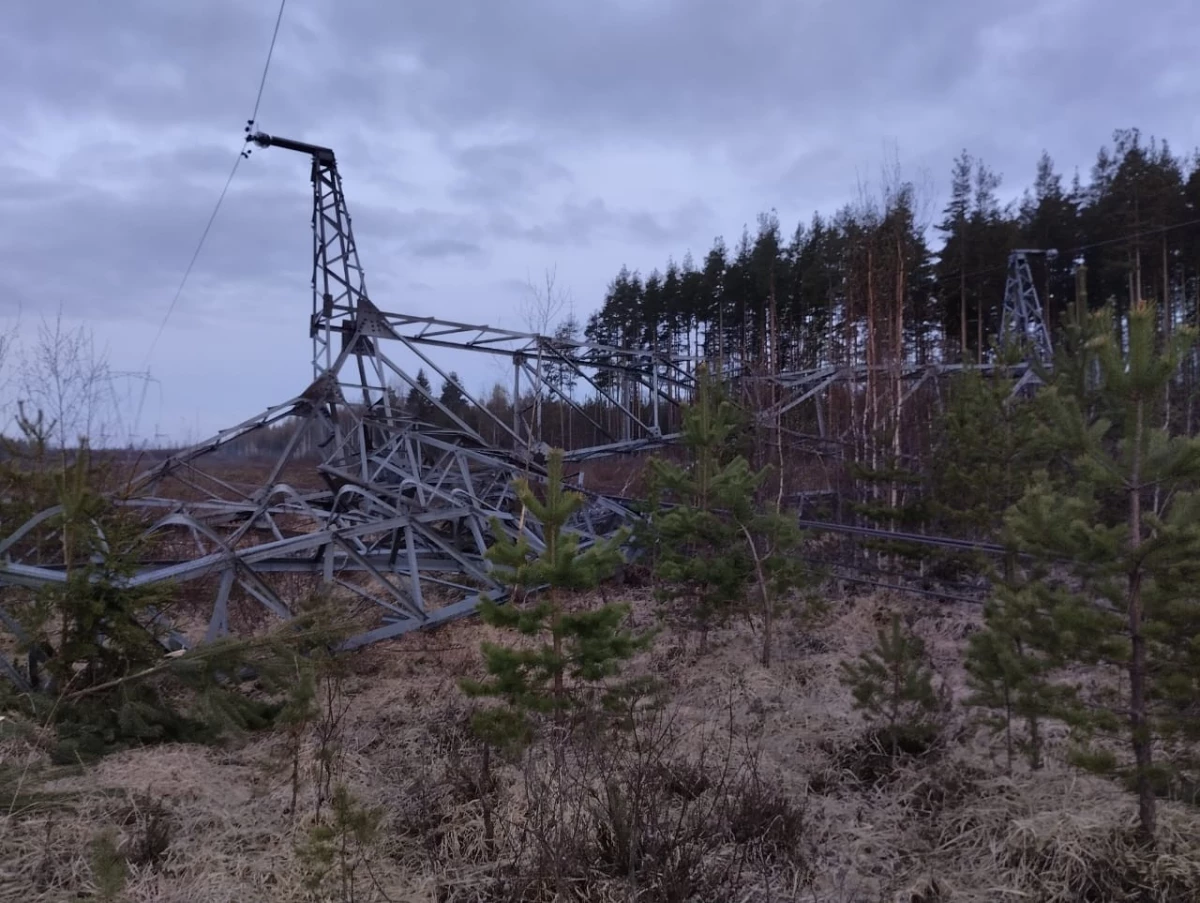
top-left (838, 612), bottom-right (943, 755)
top-left (438, 372), bottom-right (467, 412)
top-left (930, 352), bottom-right (1042, 541)
top-left (959, 301), bottom-right (1094, 773)
top-left (644, 365), bottom-right (747, 641)
top-left (963, 576), bottom-right (1068, 772)
top-left (1002, 300), bottom-right (1200, 841)
top-left (461, 448), bottom-right (650, 751)
top-left (645, 366), bottom-right (808, 665)
top-left (436, 372), bottom-right (469, 429)
top-left (406, 369), bottom-right (437, 423)
top-left (0, 420), bottom-right (346, 761)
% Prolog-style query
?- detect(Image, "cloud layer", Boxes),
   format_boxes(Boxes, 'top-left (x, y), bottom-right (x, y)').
top-left (1, 0), bottom-right (1196, 440)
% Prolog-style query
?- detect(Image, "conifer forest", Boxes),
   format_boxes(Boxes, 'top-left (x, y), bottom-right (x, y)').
top-left (5, 127), bottom-right (1200, 902)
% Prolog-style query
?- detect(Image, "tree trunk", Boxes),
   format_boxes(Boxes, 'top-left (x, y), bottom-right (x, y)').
top-left (1127, 393), bottom-right (1156, 842)
top-left (866, 246), bottom-right (878, 500)
top-left (892, 231), bottom-right (906, 518)
top-left (480, 742), bottom-right (496, 857)
top-left (960, 268), bottom-right (968, 362)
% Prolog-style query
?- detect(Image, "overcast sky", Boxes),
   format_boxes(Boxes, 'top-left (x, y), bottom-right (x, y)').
top-left (1, 0), bottom-right (1196, 445)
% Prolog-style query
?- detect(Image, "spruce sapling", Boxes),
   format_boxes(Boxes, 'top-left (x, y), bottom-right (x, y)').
top-left (461, 448), bottom-right (650, 750)
top-left (839, 612), bottom-right (942, 752)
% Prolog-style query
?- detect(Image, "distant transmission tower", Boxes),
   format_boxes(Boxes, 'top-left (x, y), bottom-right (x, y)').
top-left (999, 249), bottom-right (1055, 364)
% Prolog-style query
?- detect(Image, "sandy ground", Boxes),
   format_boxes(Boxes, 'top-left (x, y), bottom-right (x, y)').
top-left (2, 587), bottom-right (1198, 902)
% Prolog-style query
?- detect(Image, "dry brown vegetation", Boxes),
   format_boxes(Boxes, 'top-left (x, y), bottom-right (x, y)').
top-left (3, 585), bottom-right (1198, 903)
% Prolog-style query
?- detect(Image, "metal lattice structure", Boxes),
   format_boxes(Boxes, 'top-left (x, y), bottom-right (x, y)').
top-left (0, 134), bottom-right (690, 689)
top-left (1000, 249), bottom-right (1055, 364)
top-left (0, 135), bottom-right (1058, 690)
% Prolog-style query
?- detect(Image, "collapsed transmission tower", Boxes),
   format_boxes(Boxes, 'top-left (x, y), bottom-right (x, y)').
top-left (0, 134), bottom-right (686, 689)
top-left (0, 136), bottom-right (1062, 690)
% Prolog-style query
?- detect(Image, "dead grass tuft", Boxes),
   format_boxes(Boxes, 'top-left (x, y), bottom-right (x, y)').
top-left (1, 588), bottom-right (1197, 901)
top-left (926, 773), bottom-right (1200, 902)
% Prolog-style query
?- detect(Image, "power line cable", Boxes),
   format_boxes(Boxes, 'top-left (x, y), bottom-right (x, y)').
top-left (248, 0), bottom-right (289, 127)
top-left (134, 0), bottom-right (289, 437)
top-left (142, 153), bottom-right (243, 371)
top-left (143, 0), bottom-right (289, 368)
top-left (936, 214), bottom-right (1200, 287)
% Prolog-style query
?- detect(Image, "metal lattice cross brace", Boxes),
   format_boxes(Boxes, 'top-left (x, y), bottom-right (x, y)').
top-left (0, 134), bottom-right (686, 689)
top-left (999, 249), bottom-right (1055, 364)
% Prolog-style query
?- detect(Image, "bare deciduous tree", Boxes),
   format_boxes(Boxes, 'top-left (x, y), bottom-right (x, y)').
top-left (18, 310), bottom-right (117, 449)
top-left (520, 264), bottom-right (571, 337)
top-left (0, 316), bottom-right (15, 425)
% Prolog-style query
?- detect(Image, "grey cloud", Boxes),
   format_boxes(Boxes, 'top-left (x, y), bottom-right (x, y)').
top-left (0, 160), bottom-right (313, 323)
top-left (493, 278), bottom-right (531, 299)
top-left (3, 2), bottom-right (268, 124)
top-left (407, 237), bottom-right (485, 260)
top-left (2, 0), bottom-right (1198, 442)
top-left (447, 140), bottom-right (574, 205)
top-left (484, 197), bottom-right (714, 249)
top-left (7, 0), bottom-right (1194, 208)
top-left (358, 194), bottom-right (711, 263)
top-left (326, 0), bottom-right (1166, 140)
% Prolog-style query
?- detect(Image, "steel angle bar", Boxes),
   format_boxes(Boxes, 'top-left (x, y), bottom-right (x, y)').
top-left (378, 311), bottom-right (679, 380)
top-left (123, 490), bottom-right (332, 518)
top-left (206, 569), bottom-right (236, 642)
top-left (382, 313), bottom-right (538, 346)
top-left (124, 525), bottom-right (337, 587)
top-left (130, 395), bottom-right (312, 491)
top-left (765, 364), bottom-right (838, 390)
top-left (330, 577), bottom-right (421, 623)
top-left (517, 357), bottom-right (658, 438)
top-left (400, 524), bottom-right (425, 612)
top-left (338, 588), bottom-right (508, 651)
top-left (329, 537), bottom-right (426, 620)
top-left (229, 567), bottom-right (294, 622)
top-left (0, 505), bottom-right (65, 558)
top-left (0, 562), bottom-right (70, 587)
top-left (897, 367), bottom-right (939, 407)
top-left (1008, 367), bottom-right (1044, 400)
top-left (770, 370), bottom-right (841, 419)
top-left (404, 521), bottom-right (501, 586)
top-left (384, 339), bottom-right (514, 444)
top-left (562, 434), bottom-right (681, 462)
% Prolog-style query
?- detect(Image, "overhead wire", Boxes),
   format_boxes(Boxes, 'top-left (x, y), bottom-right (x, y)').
top-left (134, 0), bottom-right (289, 438)
top-left (933, 214), bottom-right (1200, 289)
top-left (798, 564), bottom-right (987, 607)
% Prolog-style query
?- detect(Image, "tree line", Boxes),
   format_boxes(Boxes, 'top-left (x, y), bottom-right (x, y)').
top-left (580, 127), bottom-right (1200, 374)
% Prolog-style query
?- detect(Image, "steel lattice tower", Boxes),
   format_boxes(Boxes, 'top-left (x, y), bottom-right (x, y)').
top-left (999, 249), bottom-right (1055, 364)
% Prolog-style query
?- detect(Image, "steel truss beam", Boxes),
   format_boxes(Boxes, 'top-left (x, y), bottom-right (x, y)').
top-left (0, 135), bottom-right (1052, 689)
top-left (744, 361), bottom-right (1038, 434)
top-left (0, 133), bottom-right (685, 688)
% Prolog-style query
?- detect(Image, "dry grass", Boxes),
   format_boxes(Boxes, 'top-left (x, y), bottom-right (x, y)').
top-left (2, 587), bottom-right (1199, 902)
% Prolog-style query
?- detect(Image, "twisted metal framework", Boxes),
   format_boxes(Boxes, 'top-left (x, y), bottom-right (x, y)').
top-left (747, 248), bottom-right (1057, 428)
top-left (0, 134), bottom-right (688, 689)
top-left (0, 136), bottom-right (1056, 689)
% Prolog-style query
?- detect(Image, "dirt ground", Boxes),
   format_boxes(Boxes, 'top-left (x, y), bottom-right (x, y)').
top-left (2, 586), bottom-right (1199, 902)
